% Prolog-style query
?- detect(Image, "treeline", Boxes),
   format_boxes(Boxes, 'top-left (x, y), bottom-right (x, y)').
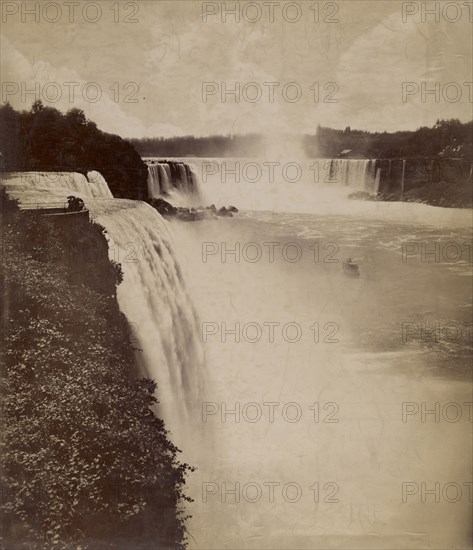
top-left (305, 119), bottom-right (473, 159)
top-left (129, 119), bottom-right (472, 160)
top-left (0, 102), bottom-right (148, 199)
top-left (129, 134), bottom-right (264, 158)
top-left (0, 190), bottom-right (192, 549)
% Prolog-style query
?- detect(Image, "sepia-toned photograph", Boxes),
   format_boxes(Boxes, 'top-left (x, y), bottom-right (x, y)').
top-left (0, 1), bottom-right (472, 548)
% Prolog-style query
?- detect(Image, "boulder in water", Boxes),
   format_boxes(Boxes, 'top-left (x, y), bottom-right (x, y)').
top-left (207, 204), bottom-right (217, 214)
top-left (147, 198), bottom-right (237, 221)
top-left (347, 191), bottom-right (376, 201)
top-left (149, 198), bottom-right (177, 216)
top-left (217, 206), bottom-right (233, 217)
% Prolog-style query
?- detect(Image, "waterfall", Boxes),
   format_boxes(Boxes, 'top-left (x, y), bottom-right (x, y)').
top-left (0, 171), bottom-right (113, 204)
top-left (3, 168), bottom-right (206, 443)
top-left (85, 171), bottom-right (114, 198)
top-left (178, 163), bottom-right (188, 189)
top-left (328, 159), bottom-right (378, 192)
top-left (374, 167), bottom-right (381, 193)
top-left (401, 159), bottom-right (406, 193)
top-left (158, 164), bottom-right (170, 194)
top-left (88, 199), bottom-right (205, 434)
top-left (147, 164), bottom-right (162, 198)
top-left (147, 163), bottom-right (173, 197)
top-left (146, 160), bottom-right (201, 200)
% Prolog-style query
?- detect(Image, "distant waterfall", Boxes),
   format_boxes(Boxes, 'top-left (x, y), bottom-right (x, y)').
top-left (401, 159), bottom-right (406, 193)
top-left (148, 164), bottom-right (170, 196)
top-left (147, 161), bottom-right (201, 199)
top-left (328, 159), bottom-right (379, 193)
top-left (89, 200), bottom-right (205, 431)
top-left (7, 171), bottom-right (114, 199)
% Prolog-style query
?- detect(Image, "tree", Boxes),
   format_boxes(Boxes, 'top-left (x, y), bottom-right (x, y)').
top-left (66, 195), bottom-right (85, 212)
top-left (0, 103), bottom-right (148, 199)
top-left (31, 99), bottom-right (44, 114)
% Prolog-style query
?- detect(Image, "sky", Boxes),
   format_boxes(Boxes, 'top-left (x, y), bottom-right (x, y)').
top-left (1, 0), bottom-right (472, 138)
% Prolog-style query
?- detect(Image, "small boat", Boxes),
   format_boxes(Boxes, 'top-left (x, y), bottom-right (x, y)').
top-left (343, 258), bottom-right (360, 278)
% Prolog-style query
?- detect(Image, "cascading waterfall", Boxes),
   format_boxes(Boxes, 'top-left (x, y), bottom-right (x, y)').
top-left (401, 159), bottom-right (406, 193)
top-left (88, 199), bottom-right (206, 435)
top-left (158, 164), bottom-right (171, 194)
top-left (1, 170), bottom-right (114, 204)
top-left (147, 160), bottom-right (201, 200)
top-left (374, 166), bottom-right (381, 193)
top-left (147, 164), bottom-right (171, 197)
top-left (85, 170), bottom-right (114, 198)
top-left (178, 163), bottom-right (188, 188)
top-left (190, 157), bottom-right (386, 214)
top-left (4, 169), bottom-right (204, 433)
top-left (21, 171), bottom-right (114, 198)
top-left (5, 168), bottom-right (206, 443)
top-left (328, 159), bottom-right (378, 192)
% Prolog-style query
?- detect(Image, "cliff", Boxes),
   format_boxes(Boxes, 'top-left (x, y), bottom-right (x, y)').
top-left (0, 102), bottom-right (148, 200)
top-left (0, 190), bottom-right (192, 549)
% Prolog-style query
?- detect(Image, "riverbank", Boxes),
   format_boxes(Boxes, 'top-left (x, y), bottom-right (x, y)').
top-left (350, 178), bottom-right (473, 208)
top-left (378, 178), bottom-right (473, 208)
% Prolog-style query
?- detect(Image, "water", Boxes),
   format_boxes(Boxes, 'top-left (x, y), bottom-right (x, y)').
top-left (146, 160), bottom-right (201, 206)
top-left (0, 171), bottom-right (113, 204)
top-left (3, 165), bottom-right (472, 548)
top-left (328, 159), bottom-right (379, 192)
top-left (166, 158), bottom-right (472, 549)
top-left (186, 157), bottom-right (471, 227)
top-left (87, 199), bottom-right (207, 449)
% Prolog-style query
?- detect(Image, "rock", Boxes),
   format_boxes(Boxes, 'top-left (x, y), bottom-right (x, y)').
top-left (175, 207), bottom-right (209, 221)
top-left (149, 198), bottom-right (177, 216)
top-left (147, 198), bottom-right (238, 221)
top-left (176, 208), bottom-right (198, 221)
top-left (347, 191), bottom-right (376, 201)
top-left (217, 207), bottom-right (233, 217)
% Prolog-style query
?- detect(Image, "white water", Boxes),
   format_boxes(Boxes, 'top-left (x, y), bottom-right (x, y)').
top-left (2, 170), bottom-right (208, 452)
top-left (147, 164), bottom-right (171, 197)
top-left (170, 208), bottom-right (472, 550)
top-left (328, 159), bottom-right (379, 193)
top-left (164, 159), bottom-right (472, 549)
top-left (0, 171), bottom-right (113, 204)
top-left (146, 160), bottom-right (202, 206)
top-left (87, 200), bottom-right (206, 442)
top-left (188, 157), bottom-right (472, 228)
top-left (85, 170), bottom-right (114, 198)
top-left (3, 168), bottom-right (471, 548)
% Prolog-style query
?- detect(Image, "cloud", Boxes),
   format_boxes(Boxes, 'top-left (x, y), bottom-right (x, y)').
top-left (0, 34), bottom-right (186, 138)
top-left (328, 13), bottom-right (473, 130)
top-left (1, 2), bottom-right (471, 137)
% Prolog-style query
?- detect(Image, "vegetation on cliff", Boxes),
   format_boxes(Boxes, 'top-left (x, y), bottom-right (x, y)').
top-left (305, 119), bottom-right (473, 159)
top-left (0, 190), bottom-right (193, 549)
top-left (0, 102), bottom-right (148, 199)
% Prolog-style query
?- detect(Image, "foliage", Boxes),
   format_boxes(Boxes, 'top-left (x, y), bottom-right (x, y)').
top-left (0, 102), bottom-right (148, 199)
top-left (305, 119), bottom-right (473, 159)
top-left (129, 133), bottom-right (264, 158)
top-left (0, 190), bottom-right (193, 549)
top-left (128, 120), bottom-right (473, 160)
top-left (66, 196), bottom-right (85, 212)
